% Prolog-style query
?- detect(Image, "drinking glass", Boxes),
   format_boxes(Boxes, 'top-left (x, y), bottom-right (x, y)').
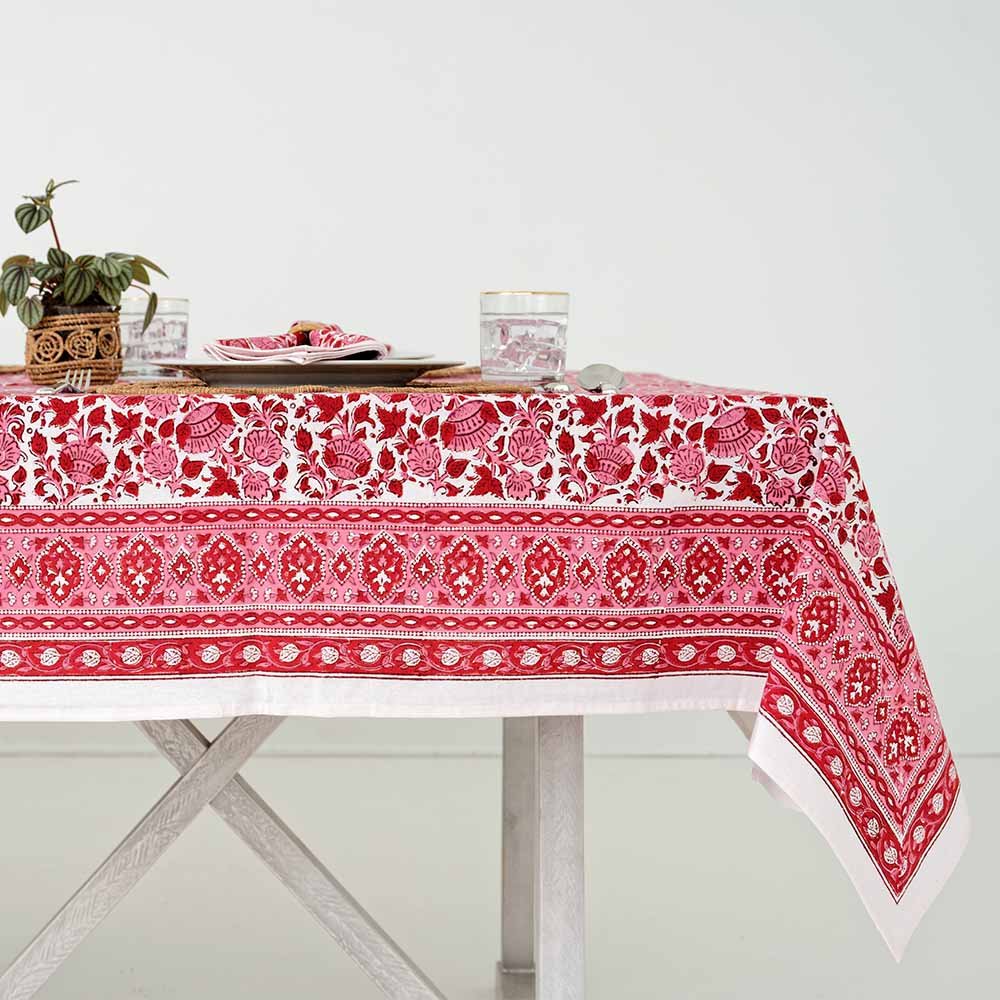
top-left (480, 291), bottom-right (568, 383)
top-left (120, 297), bottom-right (189, 377)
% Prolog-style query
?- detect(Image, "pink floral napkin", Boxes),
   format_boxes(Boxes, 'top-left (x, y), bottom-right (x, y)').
top-left (204, 321), bottom-right (390, 365)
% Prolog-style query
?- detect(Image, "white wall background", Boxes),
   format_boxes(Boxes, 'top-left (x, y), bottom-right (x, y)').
top-left (0, 0), bottom-right (997, 755)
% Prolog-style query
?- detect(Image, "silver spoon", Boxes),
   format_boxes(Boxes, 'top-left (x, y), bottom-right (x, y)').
top-left (577, 363), bottom-right (625, 393)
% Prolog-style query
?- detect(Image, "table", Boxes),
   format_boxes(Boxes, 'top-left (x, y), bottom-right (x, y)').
top-left (0, 374), bottom-right (969, 998)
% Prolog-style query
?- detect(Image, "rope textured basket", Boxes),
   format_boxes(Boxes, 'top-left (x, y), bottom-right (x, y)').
top-left (25, 309), bottom-right (123, 386)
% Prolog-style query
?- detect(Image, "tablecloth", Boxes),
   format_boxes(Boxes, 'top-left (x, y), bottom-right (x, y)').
top-left (0, 373), bottom-right (968, 957)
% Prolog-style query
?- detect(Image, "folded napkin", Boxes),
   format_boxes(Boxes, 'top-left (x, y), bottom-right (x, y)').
top-left (204, 321), bottom-right (391, 365)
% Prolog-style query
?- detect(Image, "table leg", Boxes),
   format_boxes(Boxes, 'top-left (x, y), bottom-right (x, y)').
top-left (0, 715), bottom-right (282, 1000)
top-left (496, 718), bottom-right (538, 1000)
top-left (2, 714), bottom-right (583, 999)
top-left (535, 717), bottom-right (585, 1000)
top-left (138, 719), bottom-right (445, 1000)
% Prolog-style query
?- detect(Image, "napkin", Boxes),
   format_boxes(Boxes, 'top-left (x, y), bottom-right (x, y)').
top-left (204, 321), bottom-right (391, 365)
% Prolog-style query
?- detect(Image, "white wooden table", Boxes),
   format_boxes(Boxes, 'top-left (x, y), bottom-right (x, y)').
top-left (0, 716), bottom-right (584, 1000)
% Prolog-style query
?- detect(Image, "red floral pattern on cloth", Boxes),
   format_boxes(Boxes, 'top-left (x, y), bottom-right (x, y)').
top-left (0, 374), bottom-right (915, 631)
top-left (215, 330), bottom-right (303, 351)
top-left (0, 372), bottom-right (965, 953)
top-left (210, 324), bottom-right (389, 358)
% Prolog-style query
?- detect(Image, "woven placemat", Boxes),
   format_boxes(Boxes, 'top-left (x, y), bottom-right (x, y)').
top-left (0, 364), bottom-right (537, 396)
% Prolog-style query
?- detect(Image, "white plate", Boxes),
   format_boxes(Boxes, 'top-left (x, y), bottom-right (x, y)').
top-left (150, 358), bottom-right (465, 388)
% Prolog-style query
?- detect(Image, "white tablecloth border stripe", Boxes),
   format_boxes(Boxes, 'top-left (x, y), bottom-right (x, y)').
top-left (0, 672), bottom-right (765, 721)
top-left (748, 715), bottom-right (970, 960)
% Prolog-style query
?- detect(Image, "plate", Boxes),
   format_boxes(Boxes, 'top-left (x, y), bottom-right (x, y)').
top-left (151, 358), bottom-right (465, 388)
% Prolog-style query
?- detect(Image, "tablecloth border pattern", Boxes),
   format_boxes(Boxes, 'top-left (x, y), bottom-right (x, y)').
top-left (0, 500), bottom-right (957, 904)
top-left (749, 718), bottom-right (969, 960)
top-left (0, 375), bottom-right (966, 957)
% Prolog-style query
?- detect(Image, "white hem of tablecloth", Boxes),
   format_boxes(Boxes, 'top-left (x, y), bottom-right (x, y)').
top-left (0, 672), bottom-right (768, 722)
top-left (748, 715), bottom-right (971, 961)
top-left (0, 670), bottom-right (970, 958)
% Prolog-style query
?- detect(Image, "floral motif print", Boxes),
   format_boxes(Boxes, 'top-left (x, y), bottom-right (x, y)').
top-left (243, 428), bottom-right (283, 465)
top-left (675, 395), bottom-right (710, 420)
top-left (0, 371), bottom-right (963, 931)
top-left (441, 399), bottom-right (499, 451)
top-left (765, 478), bottom-right (795, 506)
top-left (704, 406), bottom-right (764, 457)
top-left (670, 444), bottom-right (705, 482)
top-left (0, 431), bottom-right (20, 470)
top-left (407, 439), bottom-right (441, 478)
top-left (856, 521), bottom-right (882, 561)
top-left (815, 458), bottom-right (846, 505)
top-left (584, 441), bottom-right (634, 485)
top-left (145, 443), bottom-right (177, 479)
top-left (36, 536), bottom-right (82, 604)
top-left (0, 375), bottom-right (914, 637)
top-left (177, 402), bottom-right (234, 454)
top-left (58, 442), bottom-right (108, 485)
top-left (242, 470), bottom-right (270, 500)
top-left (771, 434), bottom-right (811, 473)
top-left (323, 436), bottom-right (371, 481)
top-left (508, 426), bottom-right (548, 465)
top-left (506, 470), bottom-right (533, 500)
top-left (602, 538), bottom-right (650, 606)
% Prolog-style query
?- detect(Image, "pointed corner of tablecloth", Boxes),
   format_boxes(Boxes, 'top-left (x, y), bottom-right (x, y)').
top-left (747, 716), bottom-right (971, 963)
top-left (877, 790), bottom-right (971, 961)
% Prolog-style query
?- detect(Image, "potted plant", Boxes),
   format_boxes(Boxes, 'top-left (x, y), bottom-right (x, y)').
top-left (0, 179), bottom-right (167, 385)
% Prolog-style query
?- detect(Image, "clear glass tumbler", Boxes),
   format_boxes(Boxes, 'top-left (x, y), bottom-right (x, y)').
top-left (480, 291), bottom-right (568, 383)
top-left (120, 296), bottom-right (190, 377)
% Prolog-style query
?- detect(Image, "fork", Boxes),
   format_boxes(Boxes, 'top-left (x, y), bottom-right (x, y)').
top-left (41, 368), bottom-right (93, 395)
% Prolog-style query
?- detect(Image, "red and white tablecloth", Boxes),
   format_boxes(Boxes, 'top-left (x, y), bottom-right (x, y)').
top-left (0, 373), bottom-right (968, 956)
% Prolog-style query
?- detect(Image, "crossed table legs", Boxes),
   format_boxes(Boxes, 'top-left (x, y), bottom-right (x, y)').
top-left (0, 716), bottom-right (585, 1000)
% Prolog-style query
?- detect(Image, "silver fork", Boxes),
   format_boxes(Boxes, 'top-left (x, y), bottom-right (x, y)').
top-left (68, 368), bottom-right (92, 393)
top-left (41, 368), bottom-right (93, 395)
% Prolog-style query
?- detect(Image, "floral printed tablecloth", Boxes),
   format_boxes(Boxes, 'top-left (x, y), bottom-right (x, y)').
top-left (0, 372), bottom-right (967, 956)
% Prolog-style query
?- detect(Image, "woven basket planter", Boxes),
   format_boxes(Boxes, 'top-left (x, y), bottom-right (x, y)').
top-left (25, 307), bottom-right (122, 386)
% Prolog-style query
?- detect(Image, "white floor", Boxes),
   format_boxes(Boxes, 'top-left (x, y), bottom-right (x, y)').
top-left (0, 745), bottom-right (992, 999)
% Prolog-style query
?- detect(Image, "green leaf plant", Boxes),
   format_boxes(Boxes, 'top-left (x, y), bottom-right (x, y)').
top-left (0, 179), bottom-right (167, 330)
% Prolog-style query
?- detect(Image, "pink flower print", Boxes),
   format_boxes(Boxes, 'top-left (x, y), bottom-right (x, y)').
top-left (58, 442), bottom-right (108, 485)
top-left (146, 395), bottom-right (179, 419)
top-left (815, 460), bottom-right (846, 505)
top-left (704, 407), bottom-right (765, 458)
top-left (218, 330), bottom-right (302, 350)
top-left (670, 445), bottom-right (704, 483)
top-left (772, 435), bottom-right (811, 474)
top-left (176, 402), bottom-right (234, 455)
top-left (675, 395), bottom-right (710, 420)
top-left (506, 470), bottom-right (534, 500)
top-left (242, 470), bottom-right (270, 500)
top-left (411, 393), bottom-right (444, 415)
top-left (584, 442), bottom-right (634, 485)
top-left (441, 399), bottom-right (500, 451)
top-left (0, 431), bottom-right (19, 470)
top-left (145, 442), bottom-right (178, 480)
top-left (766, 477), bottom-right (795, 506)
top-left (324, 436), bottom-right (372, 481)
top-left (856, 522), bottom-right (882, 561)
top-left (244, 428), bottom-right (283, 466)
top-left (408, 439), bottom-right (441, 477)
top-left (892, 614), bottom-right (911, 645)
top-left (508, 427), bottom-right (548, 466)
